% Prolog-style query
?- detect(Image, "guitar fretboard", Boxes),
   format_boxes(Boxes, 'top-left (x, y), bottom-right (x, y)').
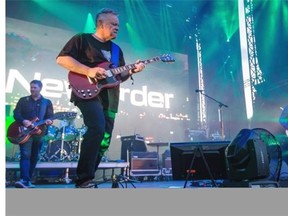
top-left (31, 112), bottom-right (76, 128)
top-left (110, 56), bottom-right (161, 75)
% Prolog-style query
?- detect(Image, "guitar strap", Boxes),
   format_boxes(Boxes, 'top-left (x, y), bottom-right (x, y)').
top-left (111, 41), bottom-right (134, 84)
top-left (39, 98), bottom-right (48, 121)
top-left (111, 42), bottom-right (120, 67)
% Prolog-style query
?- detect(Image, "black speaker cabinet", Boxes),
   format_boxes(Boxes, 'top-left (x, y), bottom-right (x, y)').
top-left (120, 135), bottom-right (146, 162)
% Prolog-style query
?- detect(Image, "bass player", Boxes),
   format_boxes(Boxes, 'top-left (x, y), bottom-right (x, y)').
top-left (13, 80), bottom-right (54, 188)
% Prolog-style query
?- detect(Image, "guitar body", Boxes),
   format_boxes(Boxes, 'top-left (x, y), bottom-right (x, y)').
top-left (7, 118), bottom-right (46, 144)
top-left (68, 62), bottom-right (121, 100)
top-left (7, 112), bottom-right (77, 145)
top-left (68, 54), bottom-right (175, 100)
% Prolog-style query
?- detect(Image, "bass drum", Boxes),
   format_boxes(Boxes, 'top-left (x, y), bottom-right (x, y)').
top-left (57, 126), bottom-right (78, 141)
top-left (44, 125), bottom-right (59, 141)
top-left (46, 140), bottom-right (71, 161)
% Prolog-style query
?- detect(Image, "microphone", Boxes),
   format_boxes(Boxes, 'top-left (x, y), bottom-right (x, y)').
top-left (195, 89), bottom-right (204, 93)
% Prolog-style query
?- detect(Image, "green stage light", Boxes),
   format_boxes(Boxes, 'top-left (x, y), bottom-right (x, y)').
top-left (5, 116), bottom-right (15, 156)
top-left (83, 13), bottom-right (95, 33)
top-left (125, 22), bottom-right (144, 52)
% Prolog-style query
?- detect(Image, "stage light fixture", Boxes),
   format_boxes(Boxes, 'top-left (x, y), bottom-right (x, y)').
top-left (225, 128), bottom-right (282, 184)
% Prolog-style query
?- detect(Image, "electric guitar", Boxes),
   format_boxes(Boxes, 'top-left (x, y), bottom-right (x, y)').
top-left (7, 111), bottom-right (77, 144)
top-left (68, 54), bottom-right (175, 100)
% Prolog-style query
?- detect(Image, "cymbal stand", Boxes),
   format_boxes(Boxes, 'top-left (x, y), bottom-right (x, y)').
top-left (49, 124), bottom-right (70, 161)
top-left (60, 125), bottom-right (70, 161)
top-left (58, 168), bottom-right (72, 184)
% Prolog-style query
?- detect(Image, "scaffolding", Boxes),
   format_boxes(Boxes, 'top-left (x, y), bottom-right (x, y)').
top-left (195, 25), bottom-right (208, 131)
top-left (244, 0), bottom-right (265, 102)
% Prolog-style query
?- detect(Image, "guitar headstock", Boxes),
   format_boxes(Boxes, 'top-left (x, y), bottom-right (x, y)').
top-left (54, 112), bottom-right (77, 120)
top-left (159, 54), bottom-right (175, 63)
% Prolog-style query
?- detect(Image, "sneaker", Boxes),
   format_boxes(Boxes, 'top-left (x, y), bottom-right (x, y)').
top-left (75, 180), bottom-right (95, 188)
top-left (15, 180), bottom-right (35, 188)
top-left (27, 181), bottom-right (36, 188)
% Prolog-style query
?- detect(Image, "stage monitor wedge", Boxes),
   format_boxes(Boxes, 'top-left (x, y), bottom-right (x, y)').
top-left (170, 141), bottom-right (230, 180)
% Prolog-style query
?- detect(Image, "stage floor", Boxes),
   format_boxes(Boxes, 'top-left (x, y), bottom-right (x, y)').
top-left (6, 179), bottom-right (189, 189)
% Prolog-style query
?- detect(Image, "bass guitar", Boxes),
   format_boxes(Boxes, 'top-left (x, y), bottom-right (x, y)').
top-left (68, 54), bottom-right (175, 100)
top-left (7, 111), bottom-right (77, 144)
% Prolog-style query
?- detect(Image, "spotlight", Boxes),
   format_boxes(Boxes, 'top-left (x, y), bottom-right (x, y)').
top-left (223, 128), bottom-right (281, 187)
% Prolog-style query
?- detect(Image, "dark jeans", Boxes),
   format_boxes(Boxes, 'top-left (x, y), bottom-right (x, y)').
top-left (19, 135), bottom-right (43, 182)
top-left (75, 100), bottom-right (115, 186)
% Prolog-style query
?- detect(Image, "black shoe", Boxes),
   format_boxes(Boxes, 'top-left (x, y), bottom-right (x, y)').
top-left (75, 180), bottom-right (95, 188)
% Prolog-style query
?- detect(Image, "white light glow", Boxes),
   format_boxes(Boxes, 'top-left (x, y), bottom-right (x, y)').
top-left (238, 0), bottom-right (253, 119)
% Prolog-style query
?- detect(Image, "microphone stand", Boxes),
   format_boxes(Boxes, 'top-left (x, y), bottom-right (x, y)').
top-left (197, 91), bottom-right (228, 140)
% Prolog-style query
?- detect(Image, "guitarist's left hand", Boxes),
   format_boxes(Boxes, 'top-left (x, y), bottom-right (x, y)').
top-left (129, 60), bottom-right (145, 75)
top-left (23, 119), bottom-right (33, 128)
top-left (45, 119), bottom-right (53, 125)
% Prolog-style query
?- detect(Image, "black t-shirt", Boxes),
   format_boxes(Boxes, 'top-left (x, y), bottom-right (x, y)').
top-left (57, 33), bottom-right (129, 112)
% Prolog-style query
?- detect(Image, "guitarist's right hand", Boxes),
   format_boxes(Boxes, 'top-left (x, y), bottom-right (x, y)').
top-left (22, 120), bottom-right (32, 128)
top-left (87, 67), bottom-right (107, 80)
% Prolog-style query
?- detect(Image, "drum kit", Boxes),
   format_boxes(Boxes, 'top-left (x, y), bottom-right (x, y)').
top-left (41, 113), bottom-right (87, 162)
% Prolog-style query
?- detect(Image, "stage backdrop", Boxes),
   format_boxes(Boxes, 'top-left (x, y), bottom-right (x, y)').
top-left (5, 18), bottom-right (190, 160)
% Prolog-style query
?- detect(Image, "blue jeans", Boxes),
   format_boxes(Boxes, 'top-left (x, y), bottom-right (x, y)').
top-left (75, 99), bottom-right (115, 186)
top-left (19, 135), bottom-right (43, 182)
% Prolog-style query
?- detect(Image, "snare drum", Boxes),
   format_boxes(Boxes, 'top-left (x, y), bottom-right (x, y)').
top-left (57, 126), bottom-right (78, 141)
top-left (44, 125), bottom-right (59, 141)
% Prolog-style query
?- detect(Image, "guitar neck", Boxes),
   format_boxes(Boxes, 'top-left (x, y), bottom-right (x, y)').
top-left (32, 116), bottom-right (57, 128)
top-left (110, 56), bottom-right (161, 75)
top-left (31, 112), bottom-right (76, 128)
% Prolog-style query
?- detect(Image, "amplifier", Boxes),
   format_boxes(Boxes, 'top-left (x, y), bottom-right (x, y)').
top-left (131, 151), bottom-right (158, 158)
top-left (130, 151), bottom-right (158, 170)
top-left (131, 158), bottom-right (158, 170)
top-left (121, 135), bottom-right (147, 162)
top-left (121, 134), bottom-right (145, 142)
top-left (130, 151), bottom-right (160, 177)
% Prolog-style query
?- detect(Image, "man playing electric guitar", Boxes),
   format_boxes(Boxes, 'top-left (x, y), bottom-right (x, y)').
top-left (13, 80), bottom-right (54, 188)
top-left (56, 8), bottom-right (146, 188)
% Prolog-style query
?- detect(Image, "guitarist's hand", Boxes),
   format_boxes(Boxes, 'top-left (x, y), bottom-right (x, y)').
top-left (22, 120), bottom-right (32, 128)
top-left (87, 67), bottom-right (107, 80)
top-left (45, 119), bottom-right (53, 125)
top-left (129, 60), bottom-right (145, 75)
